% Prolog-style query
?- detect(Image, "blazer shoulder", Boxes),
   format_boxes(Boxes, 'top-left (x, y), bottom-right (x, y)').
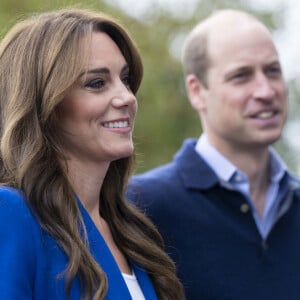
top-left (0, 186), bottom-right (40, 298)
top-left (0, 186), bottom-right (38, 234)
top-left (0, 185), bottom-right (25, 199)
top-left (0, 186), bottom-right (30, 213)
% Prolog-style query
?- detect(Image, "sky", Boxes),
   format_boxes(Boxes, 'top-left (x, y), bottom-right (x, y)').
top-left (265, 0), bottom-right (300, 81)
top-left (107, 0), bottom-right (300, 79)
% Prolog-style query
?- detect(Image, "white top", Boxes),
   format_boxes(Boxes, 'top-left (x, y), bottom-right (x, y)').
top-left (122, 271), bottom-right (146, 300)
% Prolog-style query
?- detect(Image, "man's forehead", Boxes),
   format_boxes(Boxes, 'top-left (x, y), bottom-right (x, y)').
top-left (206, 19), bottom-right (276, 59)
top-left (205, 10), bottom-right (260, 29)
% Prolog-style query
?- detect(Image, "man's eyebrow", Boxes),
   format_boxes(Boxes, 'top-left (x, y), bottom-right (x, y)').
top-left (265, 60), bottom-right (281, 67)
top-left (223, 65), bottom-right (251, 78)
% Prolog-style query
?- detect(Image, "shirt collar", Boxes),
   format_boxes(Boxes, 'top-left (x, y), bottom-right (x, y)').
top-left (195, 133), bottom-right (287, 184)
top-left (269, 147), bottom-right (288, 183)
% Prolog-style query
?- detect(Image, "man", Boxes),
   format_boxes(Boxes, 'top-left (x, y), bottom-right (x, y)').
top-left (127, 9), bottom-right (300, 299)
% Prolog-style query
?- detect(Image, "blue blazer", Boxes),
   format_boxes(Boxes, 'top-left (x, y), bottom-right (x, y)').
top-left (0, 186), bottom-right (157, 299)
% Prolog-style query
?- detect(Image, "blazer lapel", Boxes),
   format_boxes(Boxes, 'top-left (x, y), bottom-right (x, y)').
top-left (132, 263), bottom-right (158, 300)
top-left (78, 200), bottom-right (132, 300)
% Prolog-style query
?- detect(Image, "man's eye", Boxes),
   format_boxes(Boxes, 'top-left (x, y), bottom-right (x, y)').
top-left (85, 79), bottom-right (105, 89)
top-left (266, 66), bottom-right (282, 78)
top-left (233, 72), bottom-right (247, 80)
top-left (229, 71), bottom-right (251, 84)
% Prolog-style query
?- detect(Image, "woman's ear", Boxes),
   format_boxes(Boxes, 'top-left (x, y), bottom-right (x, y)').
top-left (185, 74), bottom-right (207, 112)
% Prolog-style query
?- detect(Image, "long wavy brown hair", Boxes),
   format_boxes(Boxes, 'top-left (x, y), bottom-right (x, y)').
top-left (0, 8), bottom-right (184, 300)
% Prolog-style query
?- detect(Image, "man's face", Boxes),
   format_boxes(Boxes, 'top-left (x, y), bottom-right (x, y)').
top-left (200, 21), bottom-right (288, 152)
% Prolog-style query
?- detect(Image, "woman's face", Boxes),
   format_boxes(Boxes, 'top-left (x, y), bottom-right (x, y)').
top-left (57, 31), bottom-right (137, 165)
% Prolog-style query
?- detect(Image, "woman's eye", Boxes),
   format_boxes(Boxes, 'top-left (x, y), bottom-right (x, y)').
top-left (122, 75), bottom-right (131, 88)
top-left (85, 78), bottom-right (105, 89)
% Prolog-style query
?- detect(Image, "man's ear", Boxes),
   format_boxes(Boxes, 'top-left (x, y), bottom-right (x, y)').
top-left (185, 74), bottom-right (207, 111)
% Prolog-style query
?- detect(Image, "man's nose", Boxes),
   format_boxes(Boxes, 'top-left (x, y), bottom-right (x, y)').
top-left (252, 73), bottom-right (276, 101)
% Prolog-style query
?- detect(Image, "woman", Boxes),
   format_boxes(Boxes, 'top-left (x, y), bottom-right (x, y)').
top-left (0, 8), bottom-right (184, 300)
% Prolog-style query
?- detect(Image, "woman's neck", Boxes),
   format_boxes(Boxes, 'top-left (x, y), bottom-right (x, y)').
top-left (64, 156), bottom-right (110, 215)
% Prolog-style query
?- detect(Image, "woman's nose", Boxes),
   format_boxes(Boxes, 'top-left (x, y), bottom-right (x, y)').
top-left (112, 82), bottom-right (137, 107)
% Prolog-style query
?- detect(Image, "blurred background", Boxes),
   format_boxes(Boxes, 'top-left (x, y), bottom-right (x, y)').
top-left (0, 0), bottom-right (299, 174)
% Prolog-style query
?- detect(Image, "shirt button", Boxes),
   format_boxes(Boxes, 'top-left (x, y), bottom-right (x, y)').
top-left (240, 203), bottom-right (249, 213)
top-left (235, 174), bottom-right (243, 182)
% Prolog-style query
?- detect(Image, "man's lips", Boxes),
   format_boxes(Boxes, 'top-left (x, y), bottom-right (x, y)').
top-left (249, 110), bottom-right (278, 119)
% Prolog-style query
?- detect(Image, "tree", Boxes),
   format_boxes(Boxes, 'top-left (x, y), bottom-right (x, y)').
top-left (0, 0), bottom-right (298, 173)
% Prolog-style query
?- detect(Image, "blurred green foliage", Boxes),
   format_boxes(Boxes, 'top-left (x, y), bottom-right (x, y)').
top-left (0, 0), bottom-right (298, 174)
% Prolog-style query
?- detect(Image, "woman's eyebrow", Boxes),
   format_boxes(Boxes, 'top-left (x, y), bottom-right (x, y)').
top-left (84, 67), bottom-right (110, 75)
top-left (80, 64), bottom-right (129, 77)
top-left (121, 64), bottom-right (129, 73)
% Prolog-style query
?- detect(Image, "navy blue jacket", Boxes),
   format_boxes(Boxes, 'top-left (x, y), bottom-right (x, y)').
top-left (126, 138), bottom-right (300, 300)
